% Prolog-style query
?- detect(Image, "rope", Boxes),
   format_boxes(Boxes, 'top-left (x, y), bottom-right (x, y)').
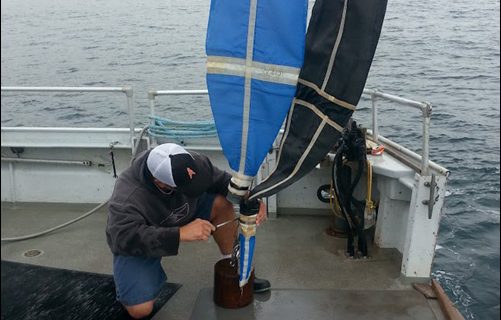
top-left (329, 179), bottom-right (343, 218)
top-left (364, 160), bottom-right (377, 229)
top-left (148, 115), bottom-right (217, 140)
top-left (1, 201), bottom-right (108, 242)
top-left (1, 127), bottom-right (149, 243)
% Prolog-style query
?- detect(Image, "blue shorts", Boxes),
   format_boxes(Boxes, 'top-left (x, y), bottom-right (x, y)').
top-left (113, 193), bottom-right (216, 306)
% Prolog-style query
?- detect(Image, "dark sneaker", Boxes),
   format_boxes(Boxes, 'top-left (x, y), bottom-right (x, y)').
top-left (253, 277), bottom-right (271, 293)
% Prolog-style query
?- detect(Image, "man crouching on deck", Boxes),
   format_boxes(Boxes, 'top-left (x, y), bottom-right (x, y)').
top-left (106, 143), bottom-right (270, 319)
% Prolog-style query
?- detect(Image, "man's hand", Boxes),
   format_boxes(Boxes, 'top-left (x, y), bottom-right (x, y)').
top-left (256, 200), bottom-right (267, 226)
top-left (179, 218), bottom-right (216, 241)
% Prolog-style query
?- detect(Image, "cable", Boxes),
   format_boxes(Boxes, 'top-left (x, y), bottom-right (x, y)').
top-left (1, 201), bottom-right (108, 242)
top-left (1, 125), bottom-right (148, 243)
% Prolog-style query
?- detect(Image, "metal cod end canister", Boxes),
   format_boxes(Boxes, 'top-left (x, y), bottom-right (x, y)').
top-left (213, 258), bottom-right (254, 308)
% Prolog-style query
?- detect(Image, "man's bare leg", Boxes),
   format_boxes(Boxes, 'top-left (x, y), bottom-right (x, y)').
top-left (124, 300), bottom-right (154, 319)
top-left (120, 196), bottom-right (237, 318)
top-left (210, 195), bottom-right (238, 255)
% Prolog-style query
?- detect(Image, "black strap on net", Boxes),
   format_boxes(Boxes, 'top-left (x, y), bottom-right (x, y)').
top-left (331, 120), bottom-right (368, 257)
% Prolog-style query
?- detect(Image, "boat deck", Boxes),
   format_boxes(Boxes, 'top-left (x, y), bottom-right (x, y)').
top-left (1, 202), bottom-right (445, 319)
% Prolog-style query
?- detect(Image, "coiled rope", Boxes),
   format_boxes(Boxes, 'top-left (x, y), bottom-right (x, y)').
top-left (148, 116), bottom-right (217, 141)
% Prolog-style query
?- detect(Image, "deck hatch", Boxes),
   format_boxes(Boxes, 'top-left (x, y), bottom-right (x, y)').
top-left (22, 249), bottom-right (43, 257)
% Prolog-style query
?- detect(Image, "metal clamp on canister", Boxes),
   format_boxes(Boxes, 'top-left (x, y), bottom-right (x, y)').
top-left (239, 198), bottom-right (260, 238)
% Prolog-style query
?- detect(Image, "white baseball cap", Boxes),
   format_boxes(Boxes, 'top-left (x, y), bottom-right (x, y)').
top-left (146, 143), bottom-right (209, 196)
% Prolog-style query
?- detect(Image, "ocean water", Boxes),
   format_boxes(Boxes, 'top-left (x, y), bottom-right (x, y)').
top-left (1, 0), bottom-right (499, 318)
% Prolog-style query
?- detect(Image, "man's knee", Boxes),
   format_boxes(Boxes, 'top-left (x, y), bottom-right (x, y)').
top-left (124, 300), bottom-right (154, 319)
top-left (211, 195), bottom-right (233, 216)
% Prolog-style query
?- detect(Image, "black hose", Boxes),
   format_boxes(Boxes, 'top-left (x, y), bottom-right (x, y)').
top-left (332, 141), bottom-right (355, 257)
top-left (331, 125), bottom-right (369, 257)
top-left (352, 159), bottom-right (367, 256)
top-left (339, 158), bottom-right (359, 257)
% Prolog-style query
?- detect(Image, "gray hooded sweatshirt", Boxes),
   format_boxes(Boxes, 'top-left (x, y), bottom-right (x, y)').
top-left (106, 149), bottom-right (231, 257)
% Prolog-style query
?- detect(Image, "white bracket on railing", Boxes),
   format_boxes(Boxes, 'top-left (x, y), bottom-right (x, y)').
top-left (423, 173), bottom-right (439, 219)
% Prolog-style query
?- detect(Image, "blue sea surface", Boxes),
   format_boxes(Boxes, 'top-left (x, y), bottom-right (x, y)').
top-left (1, 0), bottom-right (499, 318)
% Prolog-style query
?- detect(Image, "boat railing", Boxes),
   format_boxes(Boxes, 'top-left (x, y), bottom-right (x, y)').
top-left (362, 89), bottom-right (433, 176)
top-left (0, 86), bottom-right (136, 148)
top-left (147, 88), bottom-right (443, 176)
top-left (1, 86), bottom-right (444, 176)
top-left (147, 89), bottom-right (209, 122)
top-left (146, 89), bottom-right (218, 150)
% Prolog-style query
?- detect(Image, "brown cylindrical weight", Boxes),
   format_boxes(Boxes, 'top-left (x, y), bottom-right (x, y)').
top-left (213, 258), bottom-right (254, 308)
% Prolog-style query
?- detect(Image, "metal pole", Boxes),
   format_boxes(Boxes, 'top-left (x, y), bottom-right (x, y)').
top-left (122, 86), bottom-right (135, 152)
top-left (154, 89), bottom-right (208, 96)
top-left (1, 86), bottom-right (123, 93)
top-left (148, 90), bottom-right (157, 119)
top-left (363, 88), bottom-right (426, 110)
top-left (1, 157), bottom-right (92, 166)
top-left (371, 92), bottom-right (379, 143)
top-left (421, 103), bottom-right (432, 176)
top-left (148, 90), bottom-right (158, 146)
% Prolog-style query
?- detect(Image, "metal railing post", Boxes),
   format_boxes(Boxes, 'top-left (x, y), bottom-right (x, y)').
top-left (122, 86), bottom-right (135, 151)
top-left (371, 91), bottom-right (379, 144)
top-left (421, 103), bottom-right (432, 176)
top-left (148, 90), bottom-right (158, 146)
top-left (148, 90), bottom-right (157, 120)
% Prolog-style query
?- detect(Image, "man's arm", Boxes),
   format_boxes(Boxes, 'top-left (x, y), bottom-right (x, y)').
top-left (107, 201), bottom-right (218, 257)
top-left (179, 218), bottom-right (216, 241)
top-left (107, 202), bottom-right (181, 257)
